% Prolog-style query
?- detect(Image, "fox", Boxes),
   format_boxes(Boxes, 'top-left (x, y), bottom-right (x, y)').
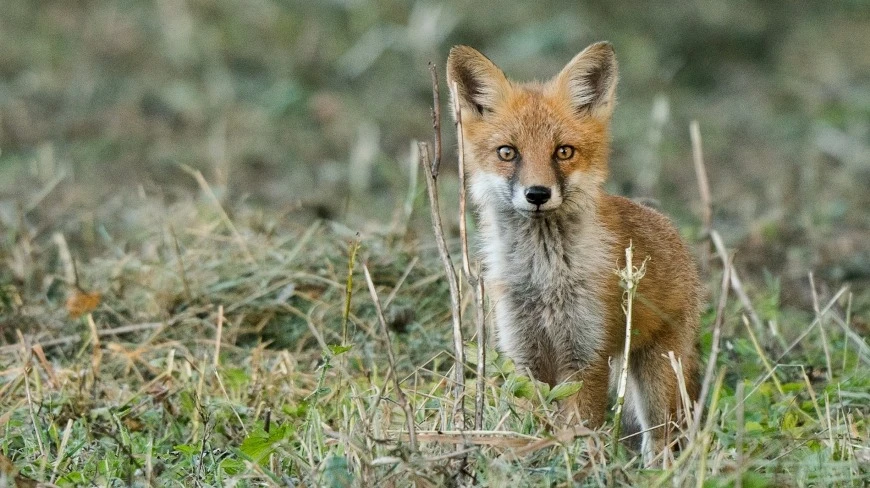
top-left (446, 41), bottom-right (702, 463)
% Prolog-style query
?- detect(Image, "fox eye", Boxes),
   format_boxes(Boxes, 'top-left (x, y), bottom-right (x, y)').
top-left (497, 145), bottom-right (518, 161)
top-left (555, 145), bottom-right (575, 161)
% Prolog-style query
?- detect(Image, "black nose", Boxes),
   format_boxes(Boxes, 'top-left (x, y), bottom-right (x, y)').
top-left (524, 186), bottom-right (551, 205)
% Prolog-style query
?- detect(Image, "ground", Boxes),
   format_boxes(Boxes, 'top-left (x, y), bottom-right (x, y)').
top-left (0, 1), bottom-right (868, 486)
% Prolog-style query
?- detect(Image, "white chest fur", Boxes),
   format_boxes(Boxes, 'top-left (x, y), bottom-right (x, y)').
top-left (476, 198), bottom-right (613, 378)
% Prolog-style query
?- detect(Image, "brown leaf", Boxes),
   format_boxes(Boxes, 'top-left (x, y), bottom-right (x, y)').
top-left (122, 417), bottom-right (145, 432)
top-left (15, 474), bottom-right (39, 488)
top-left (0, 453), bottom-right (16, 477)
top-left (66, 290), bottom-right (102, 319)
top-left (0, 454), bottom-right (38, 487)
top-left (31, 344), bottom-right (58, 388)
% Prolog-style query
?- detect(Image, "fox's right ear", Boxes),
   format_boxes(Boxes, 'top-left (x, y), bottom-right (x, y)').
top-left (446, 46), bottom-right (509, 118)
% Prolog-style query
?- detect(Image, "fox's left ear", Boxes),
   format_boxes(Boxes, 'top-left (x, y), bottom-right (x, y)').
top-left (555, 42), bottom-right (618, 119)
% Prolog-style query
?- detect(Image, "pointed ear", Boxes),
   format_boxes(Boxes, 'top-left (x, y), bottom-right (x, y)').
top-left (446, 46), bottom-right (510, 118)
top-left (555, 42), bottom-right (618, 119)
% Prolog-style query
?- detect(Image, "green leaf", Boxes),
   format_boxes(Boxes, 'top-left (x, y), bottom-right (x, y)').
top-left (174, 444), bottom-right (198, 456)
top-left (283, 401), bottom-right (309, 418)
top-left (498, 357), bottom-right (515, 374)
top-left (220, 458), bottom-right (246, 475)
top-left (508, 375), bottom-right (533, 399)
top-left (464, 342), bottom-right (479, 366)
top-left (321, 455), bottom-right (353, 488)
top-left (239, 424), bottom-right (293, 464)
top-left (224, 368), bottom-right (249, 389)
top-left (328, 344), bottom-right (353, 356)
top-left (741, 470), bottom-right (772, 488)
top-left (58, 471), bottom-right (88, 484)
top-left (546, 381), bottom-right (583, 403)
top-left (781, 410), bottom-right (800, 431)
top-left (507, 374), bottom-right (549, 400)
top-left (179, 391), bottom-right (196, 415)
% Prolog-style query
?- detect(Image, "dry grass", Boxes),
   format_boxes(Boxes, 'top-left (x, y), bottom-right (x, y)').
top-left (1, 1), bottom-right (869, 486)
top-left (0, 134), bottom-right (868, 486)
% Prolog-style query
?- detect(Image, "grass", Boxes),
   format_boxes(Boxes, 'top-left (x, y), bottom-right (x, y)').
top-left (1, 1), bottom-right (869, 486)
top-left (0, 163), bottom-right (868, 486)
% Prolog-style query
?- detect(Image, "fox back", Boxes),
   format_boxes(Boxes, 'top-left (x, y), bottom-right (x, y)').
top-left (446, 42), bottom-right (702, 465)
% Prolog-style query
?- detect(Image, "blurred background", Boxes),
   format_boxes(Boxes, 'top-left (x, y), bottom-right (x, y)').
top-left (1, 0), bottom-right (868, 304)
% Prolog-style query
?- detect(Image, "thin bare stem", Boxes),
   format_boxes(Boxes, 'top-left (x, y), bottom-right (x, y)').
top-left (449, 76), bottom-right (488, 432)
top-left (86, 314), bottom-right (103, 391)
top-left (612, 242), bottom-right (648, 459)
top-left (52, 232), bottom-right (75, 285)
top-left (213, 304), bottom-right (223, 369)
top-left (180, 164), bottom-right (255, 265)
top-left (383, 256), bottom-right (418, 310)
top-left (842, 293), bottom-right (852, 374)
top-left (213, 370), bottom-right (248, 436)
top-left (690, 121), bottom-right (713, 273)
top-left (808, 272), bottom-right (833, 381)
top-left (735, 380), bottom-right (745, 488)
top-left (651, 369), bottom-right (725, 488)
top-left (24, 363), bottom-right (46, 460)
top-left (398, 141), bottom-right (420, 236)
top-left (774, 285), bottom-right (849, 363)
top-left (419, 142), bottom-right (465, 428)
top-left (342, 239), bottom-right (361, 345)
top-left (452, 80), bottom-right (475, 284)
top-left (742, 315), bottom-right (784, 396)
top-left (667, 351), bottom-right (694, 429)
top-left (694, 253), bottom-right (732, 434)
top-left (474, 276), bottom-right (486, 430)
top-left (830, 292), bottom-right (870, 367)
top-left (429, 63), bottom-right (473, 481)
top-left (420, 73), bottom-right (467, 432)
top-left (169, 224), bottom-right (193, 301)
top-left (800, 366), bottom-right (825, 423)
top-left (709, 230), bottom-right (765, 337)
top-left (362, 262), bottom-right (417, 451)
top-left (428, 63), bottom-right (442, 176)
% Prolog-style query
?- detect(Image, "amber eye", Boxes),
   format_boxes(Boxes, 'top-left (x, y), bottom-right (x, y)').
top-left (555, 145), bottom-right (575, 161)
top-left (497, 145), bottom-right (517, 161)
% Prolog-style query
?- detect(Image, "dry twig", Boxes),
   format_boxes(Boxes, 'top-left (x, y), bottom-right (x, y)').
top-left (612, 242), bottom-right (648, 458)
top-left (690, 121), bottom-right (712, 273)
top-left (448, 76), bottom-right (489, 431)
top-left (181, 164), bottom-right (255, 264)
top-left (421, 63), bottom-right (465, 429)
top-left (774, 285), bottom-right (849, 363)
top-left (808, 272), bottom-right (833, 381)
top-left (709, 230), bottom-right (765, 336)
top-left (690, 124), bottom-right (763, 337)
top-left (452, 80), bottom-right (474, 284)
top-left (472, 277), bottom-right (486, 430)
top-left (501, 425), bottom-right (595, 460)
top-left (362, 262), bottom-right (417, 451)
top-left (693, 253), bottom-right (732, 435)
top-left (213, 304), bottom-right (223, 369)
top-left (735, 380), bottom-right (745, 488)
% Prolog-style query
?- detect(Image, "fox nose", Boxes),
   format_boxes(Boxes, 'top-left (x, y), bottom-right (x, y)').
top-left (524, 186), bottom-right (551, 205)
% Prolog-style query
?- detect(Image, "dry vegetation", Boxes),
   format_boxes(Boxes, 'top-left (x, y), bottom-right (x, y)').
top-left (1, 1), bottom-right (869, 486)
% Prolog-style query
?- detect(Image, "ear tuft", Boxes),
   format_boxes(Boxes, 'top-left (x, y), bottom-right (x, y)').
top-left (446, 46), bottom-right (509, 118)
top-left (557, 42), bottom-right (618, 118)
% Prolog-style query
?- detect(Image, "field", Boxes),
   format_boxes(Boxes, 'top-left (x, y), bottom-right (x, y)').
top-left (1, 1), bottom-right (868, 486)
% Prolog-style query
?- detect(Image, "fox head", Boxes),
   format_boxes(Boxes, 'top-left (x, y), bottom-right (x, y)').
top-left (447, 42), bottom-right (617, 218)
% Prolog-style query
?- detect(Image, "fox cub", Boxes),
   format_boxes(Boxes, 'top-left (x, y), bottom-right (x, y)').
top-left (446, 42), bottom-right (701, 462)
